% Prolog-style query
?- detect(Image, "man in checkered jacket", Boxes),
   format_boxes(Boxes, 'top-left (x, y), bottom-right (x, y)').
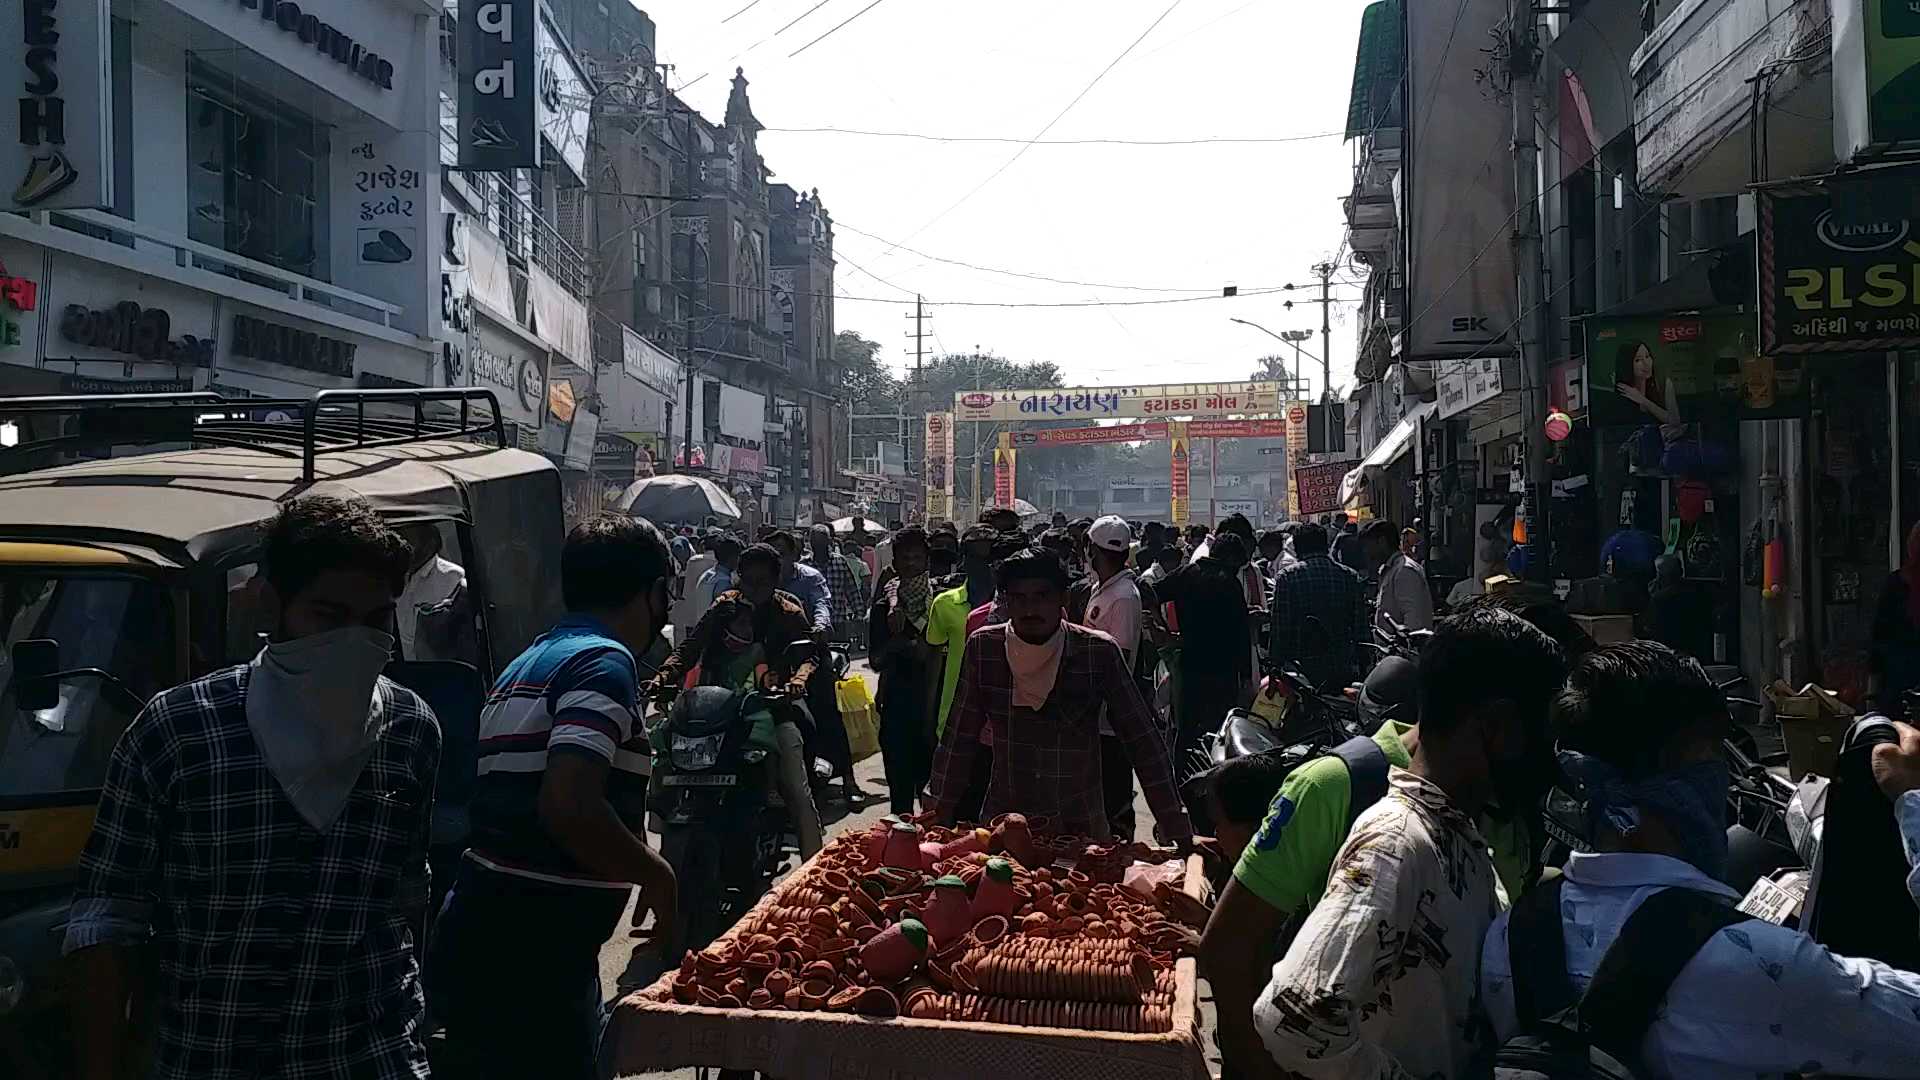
top-left (64, 497), bottom-right (436, 1080)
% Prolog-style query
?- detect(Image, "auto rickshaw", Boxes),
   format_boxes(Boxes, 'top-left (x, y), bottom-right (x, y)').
top-left (0, 389), bottom-right (566, 1077)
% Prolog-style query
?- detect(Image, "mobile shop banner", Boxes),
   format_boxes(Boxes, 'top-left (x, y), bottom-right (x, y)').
top-left (1586, 314), bottom-right (1806, 426)
top-left (953, 382), bottom-right (1282, 422)
top-left (992, 447), bottom-right (1017, 508)
top-left (1005, 417), bottom-right (1290, 447)
top-left (1169, 422), bottom-right (1190, 526)
top-left (457, 0), bottom-right (538, 169)
top-left (1758, 174), bottom-right (1920, 355)
top-left (1294, 460), bottom-right (1353, 517)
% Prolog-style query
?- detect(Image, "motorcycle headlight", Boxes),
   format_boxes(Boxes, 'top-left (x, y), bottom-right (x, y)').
top-left (0, 954), bottom-right (24, 1015)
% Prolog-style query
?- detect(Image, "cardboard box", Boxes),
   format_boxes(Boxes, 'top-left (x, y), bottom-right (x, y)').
top-left (1768, 681), bottom-right (1854, 779)
top-left (1570, 613), bottom-right (1636, 645)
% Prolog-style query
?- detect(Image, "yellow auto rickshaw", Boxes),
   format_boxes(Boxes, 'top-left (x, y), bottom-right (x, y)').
top-left (0, 389), bottom-right (565, 1076)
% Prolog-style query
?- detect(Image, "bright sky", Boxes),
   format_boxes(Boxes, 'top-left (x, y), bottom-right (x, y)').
top-left (641, 0), bottom-right (1366, 398)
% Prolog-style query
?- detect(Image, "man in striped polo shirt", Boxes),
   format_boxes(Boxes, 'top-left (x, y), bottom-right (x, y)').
top-left (428, 513), bottom-right (678, 1079)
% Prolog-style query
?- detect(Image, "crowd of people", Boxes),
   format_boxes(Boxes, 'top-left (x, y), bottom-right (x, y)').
top-left (52, 492), bottom-right (1920, 1080)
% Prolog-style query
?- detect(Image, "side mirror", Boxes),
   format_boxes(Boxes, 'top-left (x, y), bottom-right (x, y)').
top-left (11, 639), bottom-right (61, 711)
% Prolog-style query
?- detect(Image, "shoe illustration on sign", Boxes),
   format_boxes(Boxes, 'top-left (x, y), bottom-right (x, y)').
top-left (14, 152), bottom-right (79, 207)
top-left (358, 228), bottom-right (417, 265)
top-left (470, 119), bottom-right (517, 151)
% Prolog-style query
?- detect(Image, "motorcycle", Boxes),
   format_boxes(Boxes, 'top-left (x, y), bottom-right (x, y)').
top-left (647, 649), bottom-right (815, 959)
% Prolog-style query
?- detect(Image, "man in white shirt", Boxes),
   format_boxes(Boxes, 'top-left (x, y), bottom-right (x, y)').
top-left (1482, 641), bottom-right (1920, 1079)
top-left (397, 523), bottom-right (467, 660)
top-left (670, 534), bottom-right (717, 645)
top-left (1081, 514), bottom-right (1145, 840)
top-left (1366, 520), bottom-right (1433, 637)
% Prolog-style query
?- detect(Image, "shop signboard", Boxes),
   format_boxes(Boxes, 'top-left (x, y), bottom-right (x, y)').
top-left (923, 411), bottom-right (953, 520)
top-left (1294, 459), bottom-right (1353, 517)
top-left (1758, 174), bottom-right (1920, 354)
top-left (1436, 357), bottom-right (1504, 419)
top-left (470, 319), bottom-right (548, 427)
top-left (535, 10), bottom-right (591, 181)
top-left (1005, 417), bottom-right (1288, 447)
top-left (953, 382), bottom-right (1281, 422)
top-left (1217, 499), bottom-right (1259, 519)
top-left (3, 0), bottom-right (111, 212)
top-left (1586, 314), bottom-right (1807, 426)
top-left (1834, 0), bottom-right (1920, 159)
top-left (992, 435), bottom-right (1016, 508)
top-left (1286, 403), bottom-right (1309, 455)
top-left (1169, 421), bottom-right (1190, 526)
top-left (457, 0), bottom-right (538, 170)
top-left (0, 254), bottom-right (39, 356)
top-left (621, 326), bottom-right (680, 395)
top-left (1548, 359), bottom-right (1587, 415)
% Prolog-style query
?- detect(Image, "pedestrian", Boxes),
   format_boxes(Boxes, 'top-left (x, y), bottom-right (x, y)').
top-left (838, 537), bottom-right (873, 648)
top-left (1268, 523), bottom-right (1368, 692)
top-left (1135, 520), bottom-right (1168, 572)
top-left (1039, 526), bottom-right (1079, 580)
top-left (1368, 520), bottom-right (1434, 635)
top-left (980, 505), bottom-right (1022, 534)
top-left (1078, 515), bottom-right (1149, 839)
top-left (669, 524), bottom-right (696, 571)
top-left (1483, 641), bottom-right (1920, 1077)
top-left (670, 531), bottom-right (716, 645)
top-left (926, 522), bottom-right (960, 579)
top-left (1140, 540), bottom-right (1184, 587)
top-left (692, 532), bottom-right (742, 617)
top-left (67, 496), bottom-right (434, 1080)
top-left (1254, 608), bottom-right (1565, 1079)
top-left (926, 547), bottom-right (1193, 845)
top-left (774, 528), bottom-right (865, 806)
top-left (1183, 523), bottom-right (1210, 551)
top-left (1254, 527), bottom-right (1292, 582)
top-left (1151, 531), bottom-right (1251, 764)
top-left (869, 525), bottom-right (935, 815)
top-left (428, 514), bottom-right (678, 1080)
top-left (648, 544), bottom-right (823, 857)
top-left (1872, 520), bottom-right (1920, 715)
top-left (1331, 512), bottom-right (1365, 569)
top-left (396, 521), bottom-right (468, 661)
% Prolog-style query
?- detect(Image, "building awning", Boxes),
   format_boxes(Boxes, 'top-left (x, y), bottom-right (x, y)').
top-left (1345, 0), bottom-right (1405, 139)
top-left (1339, 400), bottom-right (1433, 505)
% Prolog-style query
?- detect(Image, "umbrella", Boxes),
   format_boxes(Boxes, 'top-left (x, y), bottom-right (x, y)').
top-left (827, 516), bottom-right (889, 538)
top-left (615, 475), bottom-right (743, 523)
top-left (1009, 498), bottom-right (1042, 521)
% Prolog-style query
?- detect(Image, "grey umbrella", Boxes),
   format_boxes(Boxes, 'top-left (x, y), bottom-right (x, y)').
top-left (615, 475), bottom-right (744, 523)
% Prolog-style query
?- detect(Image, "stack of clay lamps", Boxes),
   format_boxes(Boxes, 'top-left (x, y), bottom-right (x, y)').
top-left (657, 814), bottom-right (1192, 1034)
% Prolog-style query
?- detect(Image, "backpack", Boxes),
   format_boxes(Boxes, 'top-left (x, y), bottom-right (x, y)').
top-left (1494, 880), bottom-right (1746, 1079)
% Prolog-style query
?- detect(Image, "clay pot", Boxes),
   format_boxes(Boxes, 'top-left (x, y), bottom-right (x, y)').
top-left (696, 985), bottom-right (723, 1007)
top-left (935, 827), bottom-right (990, 863)
top-left (881, 822), bottom-right (925, 869)
top-left (859, 917), bottom-right (929, 983)
top-left (968, 913), bottom-right (1009, 946)
top-left (922, 874), bottom-right (973, 946)
top-left (724, 976), bottom-right (750, 1000)
top-left (971, 857), bottom-right (1019, 921)
top-left (763, 969), bottom-right (794, 998)
top-left (714, 993), bottom-right (744, 1009)
top-left (747, 987), bottom-right (776, 1010)
top-left (828, 985), bottom-right (866, 1011)
top-left (801, 959), bottom-right (837, 982)
top-left (864, 815), bottom-right (902, 864)
top-left (809, 907), bottom-right (841, 933)
top-left (852, 986), bottom-right (899, 1018)
top-left (671, 977), bottom-right (697, 1004)
top-left (853, 924), bottom-right (880, 944)
top-left (819, 868), bottom-right (855, 895)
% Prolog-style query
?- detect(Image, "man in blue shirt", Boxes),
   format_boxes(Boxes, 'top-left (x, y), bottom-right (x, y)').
top-left (769, 529), bottom-right (868, 804)
top-left (768, 529), bottom-right (833, 640)
top-left (428, 514), bottom-right (678, 1080)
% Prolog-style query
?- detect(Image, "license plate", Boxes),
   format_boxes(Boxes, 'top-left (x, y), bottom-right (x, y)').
top-left (661, 773), bottom-right (737, 787)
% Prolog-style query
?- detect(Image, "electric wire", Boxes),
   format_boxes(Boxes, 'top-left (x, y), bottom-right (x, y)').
top-left (760, 126), bottom-right (1346, 146)
top-left (789, 0), bottom-right (896, 57)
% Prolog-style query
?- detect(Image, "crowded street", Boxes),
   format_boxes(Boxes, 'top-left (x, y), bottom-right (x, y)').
top-left (5, 0), bottom-right (1920, 1078)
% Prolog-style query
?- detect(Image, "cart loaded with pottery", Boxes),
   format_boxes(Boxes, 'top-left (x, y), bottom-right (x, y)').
top-left (607, 814), bottom-right (1210, 1080)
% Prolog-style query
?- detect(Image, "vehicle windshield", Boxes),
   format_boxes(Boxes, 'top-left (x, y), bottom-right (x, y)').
top-left (0, 573), bottom-right (178, 798)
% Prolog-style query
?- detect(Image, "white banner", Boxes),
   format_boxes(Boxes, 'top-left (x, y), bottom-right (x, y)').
top-left (717, 382), bottom-right (765, 442)
top-left (622, 326), bottom-right (681, 395)
top-left (953, 382), bottom-right (1282, 422)
top-left (4, 0), bottom-right (111, 212)
top-left (1435, 356), bottom-right (1504, 419)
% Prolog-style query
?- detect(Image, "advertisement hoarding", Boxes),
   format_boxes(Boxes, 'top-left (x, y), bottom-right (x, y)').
top-left (1286, 403), bottom-right (1309, 456)
top-left (457, 0), bottom-right (538, 169)
top-left (992, 446), bottom-right (1016, 508)
top-left (953, 382), bottom-right (1281, 422)
top-left (1435, 357), bottom-right (1505, 419)
top-left (1758, 174), bottom-right (1920, 354)
top-left (1833, 0), bottom-right (1920, 159)
top-left (1294, 460), bottom-right (1354, 517)
top-left (1586, 314), bottom-right (1806, 426)
top-left (1402, 0), bottom-right (1515, 357)
top-left (4, 0), bottom-right (111, 212)
top-left (923, 411), bottom-right (953, 520)
top-left (1005, 417), bottom-right (1289, 447)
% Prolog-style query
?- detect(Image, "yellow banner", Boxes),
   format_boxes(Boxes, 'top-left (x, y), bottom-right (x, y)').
top-left (1169, 421), bottom-right (1190, 526)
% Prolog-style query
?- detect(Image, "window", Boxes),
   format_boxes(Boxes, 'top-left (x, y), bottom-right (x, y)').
top-left (1111, 487), bottom-right (1145, 505)
top-left (187, 61), bottom-right (328, 280)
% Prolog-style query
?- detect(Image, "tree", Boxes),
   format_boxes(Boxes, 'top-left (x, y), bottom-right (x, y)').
top-left (836, 331), bottom-right (904, 469)
top-left (1250, 354), bottom-right (1293, 384)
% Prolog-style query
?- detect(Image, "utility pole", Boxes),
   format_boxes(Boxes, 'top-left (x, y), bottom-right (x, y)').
top-left (1508, 0), bottom-right (1550, 581)
top-left (904, 295), bottom-right (930, 514)
top-left (1311, 262), bottom-right (1333, 406)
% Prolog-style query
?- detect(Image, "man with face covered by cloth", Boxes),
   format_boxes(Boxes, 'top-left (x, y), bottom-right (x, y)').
top-left (65, 496), bottom-right (435, 1080)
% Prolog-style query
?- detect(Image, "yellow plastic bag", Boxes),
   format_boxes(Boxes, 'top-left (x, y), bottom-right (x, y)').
top-left (836, 676), bottom-right (880, 762)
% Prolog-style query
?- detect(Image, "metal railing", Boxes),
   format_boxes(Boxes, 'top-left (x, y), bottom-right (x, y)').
top-left (439, 122), bottom-right (591, 299)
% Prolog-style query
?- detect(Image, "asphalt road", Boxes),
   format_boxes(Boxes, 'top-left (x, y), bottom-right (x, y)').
top-left (599, 659), bottom-right (1223, 1079)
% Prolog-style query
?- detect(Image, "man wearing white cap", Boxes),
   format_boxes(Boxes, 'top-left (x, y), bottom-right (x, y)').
top-left (1083, 514), bottom-right (1149, 838)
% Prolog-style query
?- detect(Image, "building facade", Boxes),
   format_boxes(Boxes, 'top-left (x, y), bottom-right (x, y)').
top-left (1338, 0), bottom-right (1920, 702)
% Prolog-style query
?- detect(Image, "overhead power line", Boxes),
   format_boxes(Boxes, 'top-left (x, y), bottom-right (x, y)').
top-left (760, 126), bottom-right (1346, 146)
top-left (881, 0), bottom-right (1189, 253)
top-left (789, 0), bottom-right (895, 56)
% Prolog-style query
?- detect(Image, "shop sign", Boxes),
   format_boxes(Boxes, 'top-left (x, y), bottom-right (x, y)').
top-left (1758, 174), bottom-right (1920, 353)
top-left (233, 0), bottom-right (393, 89)
top-left (0, 261), bottom-right (37, 349)
top-left (3, 0), bottom-right (111, 212)
top-left (1286, 403), bottom-right (1309, 455)
top-left (1436, 356), bottom-right (1503, 419)
top-left (468, 335), bottom-right (546, 422)
top-left (457, 0), bottom-right (538, 170)
top-left (1169, 422), bottom-right (1190, 526)
top-left (59, 375), bottom-right (193, 394)
top-left (62, 302), bottom-right (216, 366)
top-left (1293, 460), bottom-right (1352, 517)
top-left (953, 382), bottom-right (1282, 422)
top-left (356, 371), bottom-right (418, 389)
top-left (992, 441), bottom-right (1016, 508)
top-left (547, 377), bottom-right (577, 423)
top-left (1834, 0), bottom-right (1920, 158)
top-left (621, 326), bottom-right (680, 395)
top-left (923, 410), bottom-right (954, 520)
top-left (1587, 314), bottom-right (1806, 425)
top-left (1548, 359), bottom-right (1586, 415)
top-left (231, 314), bottom-right (354, 376)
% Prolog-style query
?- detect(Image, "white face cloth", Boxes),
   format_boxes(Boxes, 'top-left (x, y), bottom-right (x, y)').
top-left (246, 626), bottom-right (395, 831)
top-left (1004, 622), bottom-right (1066, 710)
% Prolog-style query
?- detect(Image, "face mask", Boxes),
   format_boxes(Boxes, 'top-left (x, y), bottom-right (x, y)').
top-left (246, 626), bottom-right (395, 831)
top-left (1557, 749), bottom-right (1729, 880)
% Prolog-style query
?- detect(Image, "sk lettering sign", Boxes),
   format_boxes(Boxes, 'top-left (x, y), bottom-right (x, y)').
top-left (953, 382), bottom-right (1282, 422)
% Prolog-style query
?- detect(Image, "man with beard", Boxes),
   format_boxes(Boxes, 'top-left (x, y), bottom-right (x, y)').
top-left (68, 497), bottom-right (434, 1080)
top-left (428, 514), bottom-right (679, 1079)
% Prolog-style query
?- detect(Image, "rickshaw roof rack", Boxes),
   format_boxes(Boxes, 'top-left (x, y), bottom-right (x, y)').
top-left (0, 388), bottom-right (510, 480)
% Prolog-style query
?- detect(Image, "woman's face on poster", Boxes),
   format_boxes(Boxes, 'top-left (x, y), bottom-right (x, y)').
top-left (1633, 344), bottom-right (1655, 382)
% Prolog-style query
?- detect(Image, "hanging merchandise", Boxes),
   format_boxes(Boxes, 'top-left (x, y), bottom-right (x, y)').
top-left (1763, 524), bottom-right (1786, 600)
top-left (1744, 523), bottom-right (1766, 588)
top-left (1545, 409), bottom-right (1572, 441)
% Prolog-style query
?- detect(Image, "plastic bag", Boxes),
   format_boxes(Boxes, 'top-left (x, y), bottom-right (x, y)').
top-left (837, 676), bottom-right (880, 762)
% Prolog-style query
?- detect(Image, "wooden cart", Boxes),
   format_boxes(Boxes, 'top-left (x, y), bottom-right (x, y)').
top-left (606, 854), bottom-right (1211, 1080)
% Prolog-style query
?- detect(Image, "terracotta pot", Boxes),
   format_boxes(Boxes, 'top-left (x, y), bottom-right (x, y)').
top-left (852, 924), bottom-right (879, 944)
top-left (828, 985), bottom-right (866, 1011)
top-left (971, 857), bottom-right (1019, 921)
top-left (859, 917), bottom-right (929, 983)
top-left (801, 960), bottom-right (837, 982)
top-left (743, 950), bottom-right (778, 972)
top-left (671, 978), bottom-right (697, 1004)
top-left (881, 822), bottom-right (925, 869)
top-left (809, 907), bottom-right (841, 933)
top-left (864, 815), bottom-right (903, 864)
top-left (798, 978), bottom-right (833, 1008)
top-left (935, 827), bottom-right (990, 864)
top-left (696, 985), bottom-right (723, 1007)
top-left (714, 993), bottom-right (744, 1009)
top-left (763, 969), bottom-right (794, 997)
top-left (922, 874), bottom-right (973, 946)
top-left (747, 987), bottom-right (776, 1010)
top-left (819, 868), bottom-right (855, 895)
top-left (1020, 911), bottom-right (1052, 934)
top-left (724, 976), bottom-right (750, 1000)
top-left (852, 986), bottom-right (899, 1017)
top-left (969, 913), bottom-right (1009, 946)
top-left (817, 936), bottom-right (858, 960)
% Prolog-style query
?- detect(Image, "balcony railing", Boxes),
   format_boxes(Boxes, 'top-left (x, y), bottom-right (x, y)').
top-left (439, 123), bottom-right (591, 299)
